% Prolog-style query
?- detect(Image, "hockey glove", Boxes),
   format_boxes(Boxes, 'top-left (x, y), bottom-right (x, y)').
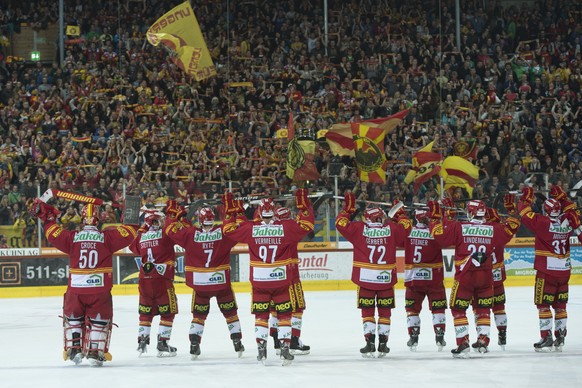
top-left (549, 185), bottom-right (567, 202)
top-left (503, 193), bottom-right (517, 214)
top-left (427, 200), bottom-right (442, 220)
top-left (295, 188), bottom-right (311, 210)
top-left (521, 187), bottom-right (534, 206)
top-left (342, 191), bottom-right (356, 214)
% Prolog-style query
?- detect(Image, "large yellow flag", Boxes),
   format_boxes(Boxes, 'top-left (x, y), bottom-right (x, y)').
top-left (147, 1), bottom-right (216, 81)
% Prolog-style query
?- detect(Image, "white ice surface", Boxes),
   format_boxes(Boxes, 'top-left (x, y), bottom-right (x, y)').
top-left (2, 286), bottom-right (582, 388)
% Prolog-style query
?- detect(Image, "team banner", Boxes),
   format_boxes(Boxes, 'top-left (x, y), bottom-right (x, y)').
top-left (351, 123), bottom-right (387, 183)
top-left (439, 156), bottom-right (480, 196)
top-left (146, 1), bottom-right (216, 81)
top-left (286, 139), bottom-right (320, 181)
top-left (325, 109), bottom-right (409, 157)
top-left (404, 141), bottom-right (442, 192)
top-left (453, 139), bottom-right (478, 160)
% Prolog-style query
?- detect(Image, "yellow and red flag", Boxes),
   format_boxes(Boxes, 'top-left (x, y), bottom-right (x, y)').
top-left (439, 156), bottom-right (480, 196)
top-left (404, 141), bottom-right (442, 192)
top-left (351, 123), bottom-right (387, 183)
top-left (146, 1), bottom-right (216, 81)
top-left (325, 109), bottom-right (409, 157)
top-left (286, 111), bottom-right (319, 181)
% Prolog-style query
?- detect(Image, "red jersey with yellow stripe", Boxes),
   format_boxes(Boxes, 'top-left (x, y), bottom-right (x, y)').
top-left (519, 205), bottom-right (574, 279)
top-left (44, 222), bottom-right (136, 294)
top-left (165, 222), bottom-right (238, 291)
top-left (129, 226), bottom-right (176, 281)
top-left (336, 211), bottom-right (411, 290)
top-left (429, 217), bottom-right (519, 279)
top-left (223, 209), bottom-right (314, 289)
top-left (404, 223), bottom-right (444, 287)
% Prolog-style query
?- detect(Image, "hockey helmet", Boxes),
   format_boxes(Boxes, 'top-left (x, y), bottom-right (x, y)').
top-left (364, 207), bottom-right (386, 226)
top-left (81, 203), bottom-right (100, 226)
top-left (543, 198), bottom-right (561, 219)
top-left (466, 200), bottom-right (486, 220)
top-left (198, 207), bottom-right (215, 226)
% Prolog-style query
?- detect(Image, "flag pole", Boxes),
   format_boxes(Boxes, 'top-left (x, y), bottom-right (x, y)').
top-left (334, 174), bottom-right (339, 244)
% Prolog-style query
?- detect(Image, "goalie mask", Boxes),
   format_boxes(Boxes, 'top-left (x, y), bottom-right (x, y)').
top-left (543, 198), bottom-right (561, 219)
top-left (364, 207), bottom-right (386, 227)
top-left (81, 204), bottom-right (100, 226)
top-left (466, 200), bottom-right (486, 221)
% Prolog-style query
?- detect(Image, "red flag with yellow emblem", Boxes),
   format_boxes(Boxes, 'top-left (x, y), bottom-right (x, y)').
top-left (351, 123), bottom-right (387, 183)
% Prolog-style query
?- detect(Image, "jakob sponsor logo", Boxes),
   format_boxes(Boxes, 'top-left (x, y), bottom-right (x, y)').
top-left (461, 225), bottom-right (493, 237)
top-left (252, 225), bottom-right (284, 237)
top-left (363, 227), bottom-right (391, 238)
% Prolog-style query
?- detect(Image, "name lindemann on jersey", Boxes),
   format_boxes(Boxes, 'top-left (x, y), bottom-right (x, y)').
top-left (252, 225), bottom-right (284, 237)
top-left (194, 229), bottom-right (222, 242)
top-left (409, 228), bottom-right (432, 239)
top-left (461, 225), bottom-right (494, 237)
top-left (73, 231), bottom-right (105, 243)
top-left (141, 229), bottom-right (162, 242)
top-left (363, 227), bottom-right (391, 237)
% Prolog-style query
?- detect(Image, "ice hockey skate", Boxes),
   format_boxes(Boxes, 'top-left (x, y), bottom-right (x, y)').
top-left (435, 328), bottom-right (446, 351)
top-left (86, 350), bottom-right (105, 367)
top-left (290, 336), bottom-right (310, 355)
top-left (407, 327), bottom-right (419, 352)
top-left (189, 335), bottom-right (201, 360)
top-left (534, 335), bottom-right (554, 352)
top-left (66, 347), bottom-right (83, 365)
top-left (377, 335), bottom-right (390, 358)
top-left (232, 333), bottom-right (245, 358)
top-left (65, 333), bottom-right (83, 365)
top-left (280, 340), bottom-right (294, 366)
top-left (451, 338), bottom-right (470, 359)
top-left (360, 334), bottom-right (376, 358)
top-left (498, 330), bottom-right (507, 350)
top-left (474, 334), bottom-right (489, 354)
top-left (553, 329), bottom-right (566, 352)
top-left (156, 335), bottom-right (177, 358)
top-left (257, 340), bottom-right (267, 365)
top-left (137, 334), bottom-right (149, 356)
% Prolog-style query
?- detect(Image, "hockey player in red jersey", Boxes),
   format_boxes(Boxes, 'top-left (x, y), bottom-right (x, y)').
top-left (518, 185), bottom-right (580, 352)
top-left (403, 208), bottom-right (447, 352)
top-left (30, 199), bottom-right (137, 367)
top-left (164, 201), bottom-right (245, 359)
top-left (428, 199), bottom-right (519, 358)
top-left (268, 206), bottom-right (310, 355)
top-left (336, 191), bottom-right (411, 358)
top-left (129, 209), bottom-right (178, 357)
top-left (473, 198), bottom-right (517, 351)
top-left (222, 189), bottom-right (314, 365)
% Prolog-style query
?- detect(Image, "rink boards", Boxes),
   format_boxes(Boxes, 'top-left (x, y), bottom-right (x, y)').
top-left (1, 237), bottom-right (582, 297)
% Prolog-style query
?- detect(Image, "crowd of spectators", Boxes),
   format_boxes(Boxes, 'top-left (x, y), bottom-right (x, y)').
top-left (0, 0), bottom-right (581, 245)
